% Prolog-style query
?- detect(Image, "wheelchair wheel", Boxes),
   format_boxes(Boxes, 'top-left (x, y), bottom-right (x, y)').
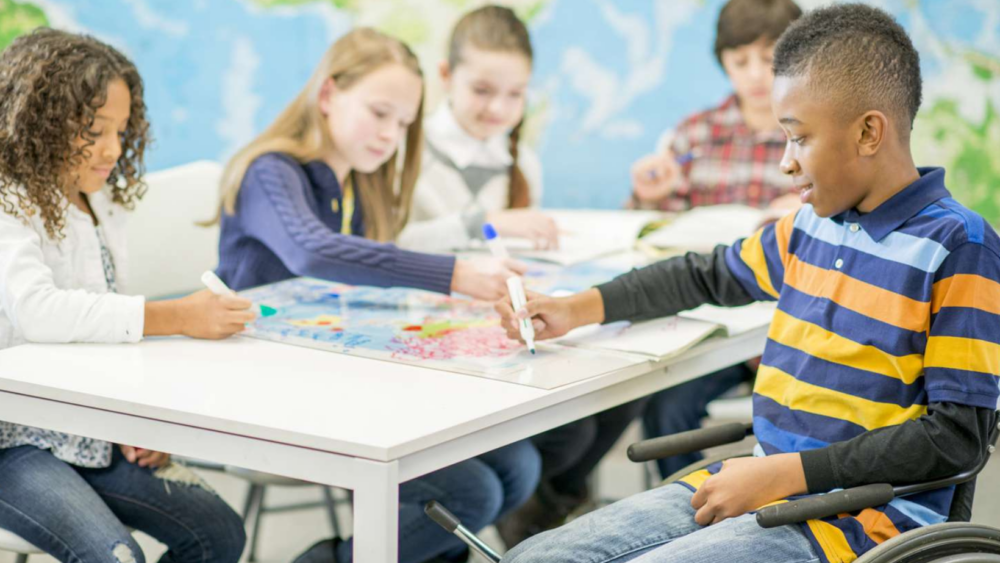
top-left (858, 523), bottom-right (1000, 563)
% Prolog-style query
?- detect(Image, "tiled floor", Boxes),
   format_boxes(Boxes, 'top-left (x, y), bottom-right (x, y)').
top-left (3, 420), bottom-right (998, 563)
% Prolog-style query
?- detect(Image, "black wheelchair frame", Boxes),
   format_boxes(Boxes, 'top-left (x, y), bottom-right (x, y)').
top-left (427, 409), bottom-right (1000, 563)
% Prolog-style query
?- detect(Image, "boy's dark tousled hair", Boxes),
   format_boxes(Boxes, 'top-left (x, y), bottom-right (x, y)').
top-left (0, 28), bottom-right (150, 240)
top-left (773, 3), bottom-right (922, 135)
top-left (714, 0), bottom-right (802, 65)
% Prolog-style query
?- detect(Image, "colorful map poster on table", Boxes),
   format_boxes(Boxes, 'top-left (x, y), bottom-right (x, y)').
top-left (238, 276), bottom-right (645, 390)
top-left (521, 257), bottom-right (634, 296)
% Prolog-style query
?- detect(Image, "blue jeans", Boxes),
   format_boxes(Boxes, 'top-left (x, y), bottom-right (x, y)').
top-left (330, 439), bottom-right (541, 562)
top-left (0, 445), bottom-right (246, 563)
top-left (642, 364), bottom-right (752, 478)
top-left (504, 483), bottom-right (820, 563)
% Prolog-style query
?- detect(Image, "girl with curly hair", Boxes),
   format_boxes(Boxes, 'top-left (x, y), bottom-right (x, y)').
top-left (0, 28), bottom-right (248, 563)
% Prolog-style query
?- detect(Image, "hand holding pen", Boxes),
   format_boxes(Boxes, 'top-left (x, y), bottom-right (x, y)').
top-left (483, 223), bottom-right (536, 354)
top-left (631, 147), bottom-right (701, 204)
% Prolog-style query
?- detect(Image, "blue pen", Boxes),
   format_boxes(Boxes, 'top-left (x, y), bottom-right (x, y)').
top-left (482, 223), bottom-right (536, 354)
top-left (647, 147), bottom-right (702, 180)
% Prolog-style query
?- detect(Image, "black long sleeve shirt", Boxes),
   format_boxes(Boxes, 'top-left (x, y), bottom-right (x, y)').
top-left (596, 247), bottom-right (994, 515)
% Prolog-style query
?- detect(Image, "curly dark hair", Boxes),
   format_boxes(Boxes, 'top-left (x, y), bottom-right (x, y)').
top-left (0, 28), bottom-right (150, 240)
top-left (773, 3), bottom-right (922, 134)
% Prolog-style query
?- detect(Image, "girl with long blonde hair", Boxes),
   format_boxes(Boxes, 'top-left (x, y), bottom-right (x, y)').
top-left (214, 28), bottom-right (521, 301)
top-left (212, 28), bottom-right (540, 563)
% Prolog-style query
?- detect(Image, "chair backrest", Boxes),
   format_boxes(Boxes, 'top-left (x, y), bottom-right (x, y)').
top-left (125, 161), bottom-right (223, 299)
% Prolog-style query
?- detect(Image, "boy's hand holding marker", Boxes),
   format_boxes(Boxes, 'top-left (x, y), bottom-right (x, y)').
top-left (631, 148), bottom-right (702, 203)
top-left (483, 224), bottom-right (538, 353)
top-left (488, 219), bottom-right (608, 350)
top-left (495, 287), bottom-right (605, 344)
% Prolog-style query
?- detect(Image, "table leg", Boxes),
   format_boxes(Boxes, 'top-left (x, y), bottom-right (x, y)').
top-left (352, 458), bottom-right (399, 562)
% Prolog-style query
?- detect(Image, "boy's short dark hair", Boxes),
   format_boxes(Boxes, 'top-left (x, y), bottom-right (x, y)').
top-left (714, 0), bottom-right (802, 65)
top-left (773, 3), bottom-right (923, 134)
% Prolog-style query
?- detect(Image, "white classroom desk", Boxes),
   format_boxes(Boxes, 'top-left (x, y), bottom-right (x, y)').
top-left (0, 323), bottom-right (767, 561)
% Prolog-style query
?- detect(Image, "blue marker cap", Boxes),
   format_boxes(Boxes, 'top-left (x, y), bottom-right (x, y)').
top-left (482, 223), bottom-right (498, 240)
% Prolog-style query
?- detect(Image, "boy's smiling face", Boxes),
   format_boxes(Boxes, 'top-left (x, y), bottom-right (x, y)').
top-left (772, 74), bottom-right (871, 218)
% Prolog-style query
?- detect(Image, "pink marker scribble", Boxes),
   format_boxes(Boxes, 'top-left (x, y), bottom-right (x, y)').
top-left (391, 325), bottom-right (521, 361)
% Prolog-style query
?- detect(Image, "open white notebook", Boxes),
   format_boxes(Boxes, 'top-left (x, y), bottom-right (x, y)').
top-left (641, 204), bottom-right (786, 252)
top-left (556, 301), bottom-right (776, 360)
top-left (469, 209), bottom-right (662, 266)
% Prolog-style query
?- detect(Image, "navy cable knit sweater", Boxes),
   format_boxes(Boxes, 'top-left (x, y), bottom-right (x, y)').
top-left (216, 152), bottom-right (456, 292)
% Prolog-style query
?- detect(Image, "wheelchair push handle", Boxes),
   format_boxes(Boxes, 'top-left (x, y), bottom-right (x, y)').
top-left (756, 483), bottom-right (896, 529)
top-left (424, 502), bottom-right (502, 563)
top-left (425, 501), bottom-right (460, 533)
top-left (628, 422), bottom-right (753, 462)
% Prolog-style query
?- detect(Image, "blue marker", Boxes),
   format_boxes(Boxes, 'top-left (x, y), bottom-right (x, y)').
top-left (647, 147), bottom-right (703, 180)
top-left (483, 224), bottom-right (536, 354)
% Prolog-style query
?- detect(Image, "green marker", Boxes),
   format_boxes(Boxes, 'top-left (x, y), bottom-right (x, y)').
top-left (202, 271), bottom-right (277, 318)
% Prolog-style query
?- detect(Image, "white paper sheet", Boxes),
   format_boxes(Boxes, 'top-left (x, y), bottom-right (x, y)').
top-left (495, 209), bottom-right (663, 265)
top-left (556, 316), bottom-right (725, 360)
top-left (641, 205), bottom-right (780, 252)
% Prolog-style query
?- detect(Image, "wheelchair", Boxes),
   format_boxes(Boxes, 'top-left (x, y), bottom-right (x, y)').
top-left (427, 409), bottom-right (1000, 563)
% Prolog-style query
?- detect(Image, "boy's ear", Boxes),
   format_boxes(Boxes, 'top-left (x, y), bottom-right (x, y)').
top-left (438, 60), bottom-right (452, 85)
top-left (318, 78), bottom-right (337, 115)
top-left (857, 110), bottom-right (888, 157)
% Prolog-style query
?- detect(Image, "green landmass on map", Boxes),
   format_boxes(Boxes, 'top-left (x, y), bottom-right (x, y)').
top-left (0, 0), bottom-right (48, 51)
top-left (914, 49), bottom-right (1000, 226)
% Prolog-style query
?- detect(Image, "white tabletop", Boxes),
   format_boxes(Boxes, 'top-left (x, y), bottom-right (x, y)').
top-left (0, 325), bottom-right (767, 466)
top-left (0, 336), bottom-right (644, 460)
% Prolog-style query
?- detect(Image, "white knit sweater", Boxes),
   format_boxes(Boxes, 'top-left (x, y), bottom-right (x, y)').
top-left (398, 104), bottom-right (543, 252)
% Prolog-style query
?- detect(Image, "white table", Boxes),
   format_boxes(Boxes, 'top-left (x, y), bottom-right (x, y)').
top-left (0, 326), bottom-right (766, 561)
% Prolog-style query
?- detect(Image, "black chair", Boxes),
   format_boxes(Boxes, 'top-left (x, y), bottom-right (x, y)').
top-left (426, 410), bottom-right (1000, 562)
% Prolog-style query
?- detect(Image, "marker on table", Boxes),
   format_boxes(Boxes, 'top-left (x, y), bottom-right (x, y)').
top-left (482, 224), bottom-right (536, 355)
top-left (201, 271), bottom-right (277, 317)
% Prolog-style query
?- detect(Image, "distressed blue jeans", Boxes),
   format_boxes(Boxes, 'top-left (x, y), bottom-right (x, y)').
top-left (504, 483), bottom-right (820, 563)
top-left (0, 445), bottom-right (246, 563)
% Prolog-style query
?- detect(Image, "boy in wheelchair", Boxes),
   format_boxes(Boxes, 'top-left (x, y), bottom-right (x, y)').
top-left (494, 4), bottom-right (1000, 562)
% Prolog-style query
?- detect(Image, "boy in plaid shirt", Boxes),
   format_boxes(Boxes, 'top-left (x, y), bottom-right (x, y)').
top-left (631, 0), bottom-right (802, 213)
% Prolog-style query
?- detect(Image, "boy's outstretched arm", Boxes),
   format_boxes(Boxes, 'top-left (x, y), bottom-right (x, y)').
top-left (598, 245), bottom-right (756, 324)
top-left (497, 214), bottom-right (793, 341)
top-left (495, 245), bottom-right (756, 342)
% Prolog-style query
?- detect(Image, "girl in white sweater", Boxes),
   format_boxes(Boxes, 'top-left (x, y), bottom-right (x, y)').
top-left (398, 5), bottom-right (558, 252)
top-left (0, 29), bottom-right (250, 563)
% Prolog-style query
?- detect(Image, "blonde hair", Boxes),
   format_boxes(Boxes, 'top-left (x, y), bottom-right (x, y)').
top-left (212, 28), bottom-right (424, 242)
top-left (447, 5), bottom-right (533, 209)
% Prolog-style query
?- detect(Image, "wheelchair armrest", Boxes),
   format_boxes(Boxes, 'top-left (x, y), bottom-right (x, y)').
top-left (757, 410), bottom-right (1000, 529)
top-left (628, 422), bottom-right (753, 463)
top-left (756, 484), bottom-right (895, 528)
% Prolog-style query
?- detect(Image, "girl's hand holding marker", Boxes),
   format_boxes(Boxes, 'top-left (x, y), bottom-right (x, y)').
top-left (201, 271), bottom-right (277, 318)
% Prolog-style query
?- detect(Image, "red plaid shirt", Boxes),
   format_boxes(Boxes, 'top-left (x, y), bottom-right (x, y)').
top-left (649, 94), bottom-right (793, 212)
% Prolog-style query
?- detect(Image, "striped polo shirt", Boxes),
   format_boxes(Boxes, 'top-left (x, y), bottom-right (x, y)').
top-left (678, 167), bottom-right (1000, 563)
